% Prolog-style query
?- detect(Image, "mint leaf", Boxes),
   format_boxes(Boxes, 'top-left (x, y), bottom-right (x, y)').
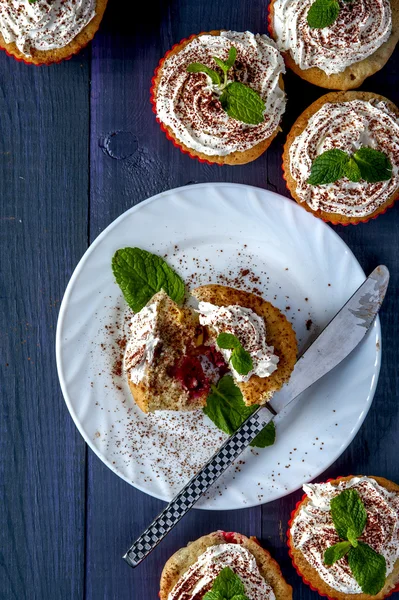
top-left (348, 542), bottom-right (386, 595)
top-left (203, 567), bottom-right (249, 600)
top-left (112, 247), bottom-right (185, 312)
top-left (344, 157), bottom-right (362, 182)
top-left (203, 375), bottom-right (275, 448)
top-left (220, 82), bottom-right (265, 125)
top-left (324, 541), bottom-right (351, 566)
top-left (353, 147), bottom-right (393, 183)
top-left (187, 63), bottom-right (221, 86)
top-left (216, 333), bottom-right (253, 375)
top-left (251, 419), bottom-right (276, 448)
top-left (307, 149), bottom-right (349, 185)
top-left (216, 332), bottom-right (241, 350)
top-left (231, 346), bottom-right (253, 376)
top-left (213, 47), bottom-right (237, 73)
top-left (307, 0), bottom-right (340, 28)
top-left (330, 489), bottom-right (367, 541)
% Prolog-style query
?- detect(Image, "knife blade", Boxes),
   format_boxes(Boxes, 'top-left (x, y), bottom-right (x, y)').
top-left (123, 265), bottom-right (389, 569)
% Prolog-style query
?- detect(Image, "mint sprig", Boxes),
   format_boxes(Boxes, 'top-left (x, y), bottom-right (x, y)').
top-left (307, 0), bottom-right (340, 28)
top-left (307, 147), bottom-right (392, 186)
top-left (323, 489), bottom-right (387, 595)
top-left (203, 567), bottom-right (250, 600)
top-left (307, 0), bottom-right (354, 28)
top-left (186, 46), bottom-right (265, 125)
top-left (112, 247), bottom-right (185, 312)
top-left (203, 375), bottom-right (276, 448)
top-left (216, 332), bottom-right (253, 376)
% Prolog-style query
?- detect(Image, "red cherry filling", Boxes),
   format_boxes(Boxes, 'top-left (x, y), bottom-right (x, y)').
top-left (171, 356), bottom-right (210, 399)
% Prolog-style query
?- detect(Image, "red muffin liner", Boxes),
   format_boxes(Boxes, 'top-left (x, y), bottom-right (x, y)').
top-left (150, 33), bottom-right (224, 166)
top-left (287, 476), bottom-right (399, 598)
top-left (281, 146), bottom-right (399, 226)
top-left (0, 36), bottom-right (92, 66)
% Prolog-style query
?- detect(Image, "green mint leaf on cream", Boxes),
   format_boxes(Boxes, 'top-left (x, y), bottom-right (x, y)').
top-left (353, 147), bottom-right (393, 183)
top-left (307, 149), bottom-right (348, 185)
top-left (187, 47), bottom-right (265, 125)
top-left (324, 541), bottom-right (352, 566)
top-left (231, 345), bottom-right (253, 376)
top-left (324, 542), bottom-right (352, 567)
top-left (308, 147), bottom-right (392, 185)
top-left (344, 157), bottom-right (362, 182)
top-left (307, 0), bottom-right (340, 29)
top-left (330, 489), bottom-right (367, 541)
top-left (216, 332), bottom-right (241, 350)
top-left (324, 489), bottom-right (387, 595)
top-left (220, 82), bottom-right (265, 125)
top-left (203, 567), bottom-right (249, 600)
top-left (112, 247), bottom-right (185, 313)
top-left (216, 332), bottom-right (253, 376)
top-left (186, 63), bottom-right (221, 86)
top-left (348, 542), bottom-right (386, 595)
top-left (203, 375), bottom-right (276, 448)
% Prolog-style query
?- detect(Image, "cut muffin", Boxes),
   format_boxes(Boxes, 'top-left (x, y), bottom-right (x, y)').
top-left (124, 291), bottom-right (210, 413)
top-left (0, 0), bottom-right (108, 65)
top-left (288, 476), bottom-right (399, 600)
top-left (268, 0), bottom-right (399, 90)
top-left (160, 530), bottom-right (292, 600)
top-left (151, 30), bottom-right (286, 165)
top-left (192, 285), bottom-right (297, 406)
top-left (283, 91), bottom-right (399, 225)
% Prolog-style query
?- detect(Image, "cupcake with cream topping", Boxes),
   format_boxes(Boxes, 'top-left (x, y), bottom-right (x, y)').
top-left (0, 0), bottom-right (108, 65)
top-left (283, 91), bottom-right (399, 225)
top-left (288, 476), bottom-right (399, 599)
top-left (160, 530), bottom-right (292, 600)
top-left (268, 0), bottom-right (399, 90)
top-left (151, 30), bottom-right (286, 165)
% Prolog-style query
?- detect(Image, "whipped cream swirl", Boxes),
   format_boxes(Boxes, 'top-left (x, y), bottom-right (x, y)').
top-left (272, 0), bottom-right (392, 75)
top-left (168, 543), bottom-right (276, 600)
top-left (156, 31), bottom-right (286, 156)
top-left (289, 99), bottom-right (399, 218)
top-left (291, 477), bottom-right (399, 594)
top-left (123, 303), bottom-right (160, 385)
top-left (198, 302), bottom-right (279, 382)
top-left (0, 0), bottom-right (96, 57)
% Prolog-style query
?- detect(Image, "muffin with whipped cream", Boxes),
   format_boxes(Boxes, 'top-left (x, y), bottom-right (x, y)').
top-left (0, 0), bottom-right (108, 65)
top-left (268, 0), bottom-right (399, 90)
top-left (288, 476), bottom-right (399, 599)
top-left (283, 91), bottom-right (399, 225)
top-left (192, 285), bottom-right (297, 406)
top-left (160, 530), bottom-right (292, 600)
top-left (151, 30), bottom-right (286, 165)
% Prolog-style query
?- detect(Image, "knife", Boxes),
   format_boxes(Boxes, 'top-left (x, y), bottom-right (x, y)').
top-left (123, 265), bottom-right (389, 569)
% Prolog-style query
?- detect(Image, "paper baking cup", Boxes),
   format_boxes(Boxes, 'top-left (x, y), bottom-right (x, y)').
top-left (0, 39), bottom-right (91, 66)
top-left (281, 150), bottom-right (399, 226)
top-left (150, 33), bottom-right (223, 166)
top-left (287, 477), bottom-right (399, 598)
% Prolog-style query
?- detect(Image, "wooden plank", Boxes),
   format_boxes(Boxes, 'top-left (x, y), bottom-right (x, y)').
top-left (0, 51), bottom-right (90, 598)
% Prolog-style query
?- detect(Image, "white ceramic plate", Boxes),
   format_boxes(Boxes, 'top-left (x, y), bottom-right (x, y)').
top-left (56, 183), bottom-right (381, 510)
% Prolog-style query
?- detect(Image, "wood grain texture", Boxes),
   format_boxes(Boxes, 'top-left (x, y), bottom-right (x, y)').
top-left (0, 0), bottom-right (398, 598)
top-left (0, 52), bottom-right (90, 598)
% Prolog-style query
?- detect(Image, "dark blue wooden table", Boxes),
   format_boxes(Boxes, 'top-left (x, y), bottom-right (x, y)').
top-left (1, 1), bottom-right (398, 598)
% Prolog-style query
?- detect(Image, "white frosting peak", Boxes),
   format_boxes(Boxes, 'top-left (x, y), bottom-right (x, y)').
top-left (198, 302), bottom-right (279, 382)
top-left (272, 0), bottom-right (392, 75)
top-left (123, 303), bottom-right (160, 385)
top-left (0, 0), bottom-right (96, 57)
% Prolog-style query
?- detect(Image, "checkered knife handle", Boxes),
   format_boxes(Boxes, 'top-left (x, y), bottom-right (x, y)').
top-left (123, 406), bottom-right (273, 568)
